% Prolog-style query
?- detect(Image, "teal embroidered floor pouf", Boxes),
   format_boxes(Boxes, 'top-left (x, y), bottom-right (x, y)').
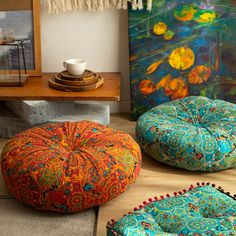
top-left (136, 96), bottom-right (236, 171)
top-left (107, 183), bottom-right (236, 235)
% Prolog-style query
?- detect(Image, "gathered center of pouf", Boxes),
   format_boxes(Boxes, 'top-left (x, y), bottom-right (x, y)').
top-left (1, 121), bottom-right (142, 213)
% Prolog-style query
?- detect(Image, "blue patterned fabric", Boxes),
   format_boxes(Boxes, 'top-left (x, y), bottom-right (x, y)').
top-left (136, 96), bottom-right (236, 171)
top-left (107, 185), bottom-right (236, 236)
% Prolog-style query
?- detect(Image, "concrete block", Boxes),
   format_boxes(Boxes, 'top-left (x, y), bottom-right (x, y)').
top-left (50, 103), bottom-right (110, 125)
top-left (0, 102), bottom-right (110, 138)
top-left (6, 100), bottom-right (75, 125)
top-left (0, 103), bottom-right (30, 138)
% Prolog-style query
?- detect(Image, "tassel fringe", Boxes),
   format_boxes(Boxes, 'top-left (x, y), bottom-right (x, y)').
top-left (46, 0), bottom-right (153, 13)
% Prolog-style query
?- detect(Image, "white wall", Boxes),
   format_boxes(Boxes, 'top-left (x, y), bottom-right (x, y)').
top-left (40, 2), bottom-right (130, 111)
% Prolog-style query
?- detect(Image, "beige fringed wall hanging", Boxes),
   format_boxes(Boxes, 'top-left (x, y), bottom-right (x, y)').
top-left (46, 0), bottom-right (152, 13)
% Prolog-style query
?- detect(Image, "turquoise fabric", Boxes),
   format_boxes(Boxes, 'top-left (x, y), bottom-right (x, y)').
top-left (136, 96), bottom-right (236, 171)
top-left (107, 185), bottom-right (236, 236)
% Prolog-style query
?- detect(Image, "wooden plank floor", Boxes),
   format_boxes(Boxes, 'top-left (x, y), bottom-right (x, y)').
top-left (97, 114), bottom-right (236, 236)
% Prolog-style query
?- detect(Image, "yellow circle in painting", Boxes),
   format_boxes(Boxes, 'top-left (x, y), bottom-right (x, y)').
top-left (169, 47), bottom-right (195, 70)
top-left (194, 11), bottom-right (216, 23)
top-left (153, 22), bottom-right (168, 35)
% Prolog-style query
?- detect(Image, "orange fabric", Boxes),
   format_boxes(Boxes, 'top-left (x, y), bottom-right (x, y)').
top-left (1, 121), bottom-right (142, 212)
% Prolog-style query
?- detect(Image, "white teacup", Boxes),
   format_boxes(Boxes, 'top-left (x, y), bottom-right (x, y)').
top-left (63, 59), bottom-right (87, 76)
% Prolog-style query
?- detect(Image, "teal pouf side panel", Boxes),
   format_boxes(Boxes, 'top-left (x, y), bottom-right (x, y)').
top-left (136, 96), bottom-right (236, 171)
top-left (107, 184), bottom-right (236, 235)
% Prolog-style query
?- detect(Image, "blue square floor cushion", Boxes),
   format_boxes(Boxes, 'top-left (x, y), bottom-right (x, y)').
top-left (136, 96), bottom-right (236, 171)
top-left (107, 183), bottom-right (236, 236)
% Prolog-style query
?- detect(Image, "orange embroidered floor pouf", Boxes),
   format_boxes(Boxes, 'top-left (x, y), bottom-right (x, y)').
top-left (1, 121), bottom-right (141, 213)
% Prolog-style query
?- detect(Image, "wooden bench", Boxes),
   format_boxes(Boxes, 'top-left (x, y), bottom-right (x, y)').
top-left (0, 73), bottom-right (121, 101)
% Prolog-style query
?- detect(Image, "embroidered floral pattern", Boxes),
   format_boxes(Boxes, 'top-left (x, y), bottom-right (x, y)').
top-left (1, 121), bottom-right (142, 213)
top-left (136, 96), bottom-right (236, 171)
top-left (107, 185), bottom-right (236, 235)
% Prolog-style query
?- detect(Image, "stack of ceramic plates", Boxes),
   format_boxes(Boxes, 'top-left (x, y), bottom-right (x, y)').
top-left (48, 70), bottom-right (104, 92)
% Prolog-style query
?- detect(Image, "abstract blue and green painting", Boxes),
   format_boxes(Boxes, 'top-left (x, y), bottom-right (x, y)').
top-left (128, 0), bottom-right (236, 120)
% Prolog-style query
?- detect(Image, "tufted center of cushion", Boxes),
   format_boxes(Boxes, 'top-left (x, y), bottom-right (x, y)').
top-left (44, 123), bottom-right (99, 152)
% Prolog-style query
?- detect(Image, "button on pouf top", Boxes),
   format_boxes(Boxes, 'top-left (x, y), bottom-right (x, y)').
top-left (136, 96), bottom-right (236, 171)
top-left (1, 121), bottom-right (142, 213)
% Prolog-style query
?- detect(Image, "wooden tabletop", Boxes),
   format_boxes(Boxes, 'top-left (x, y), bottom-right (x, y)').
top-left (0, 73), bottom-right (121, 101)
